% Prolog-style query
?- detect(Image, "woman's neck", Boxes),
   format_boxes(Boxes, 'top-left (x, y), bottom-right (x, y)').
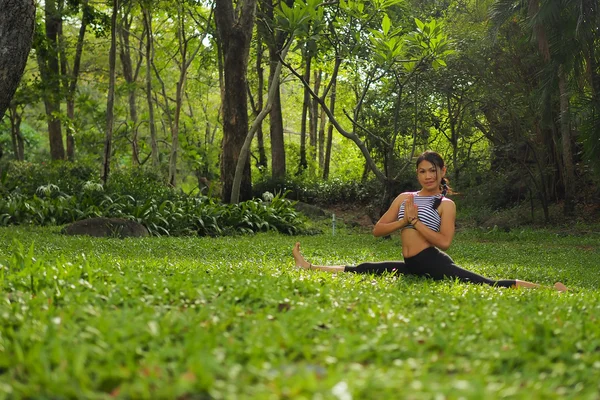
top-left (417, 189), bottom-right (441, 196)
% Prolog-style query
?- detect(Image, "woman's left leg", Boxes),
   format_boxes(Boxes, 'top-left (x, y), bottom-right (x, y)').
top-left (411, 248), bottom-right (567, 291)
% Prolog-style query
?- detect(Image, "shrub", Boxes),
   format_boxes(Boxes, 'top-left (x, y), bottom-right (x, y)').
top-left (0, 189), bottom-right (304, 237)
top-left (106, 167), bottom-right (177, 203)
top-left (252, 175), bottom-right (385, 205)
top-left (0, 160), bottom-right (96, 196)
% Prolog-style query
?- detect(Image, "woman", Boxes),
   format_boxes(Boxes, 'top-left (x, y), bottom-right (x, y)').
top-left (293, 150), bottom-right (567, 292)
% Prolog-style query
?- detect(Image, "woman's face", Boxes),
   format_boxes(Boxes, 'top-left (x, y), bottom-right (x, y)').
top-left (416, 160), bottom-right (445, 191)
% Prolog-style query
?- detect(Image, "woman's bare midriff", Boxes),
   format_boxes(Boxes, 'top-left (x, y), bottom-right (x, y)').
top-left (401, 229), bottom-right (432, 258)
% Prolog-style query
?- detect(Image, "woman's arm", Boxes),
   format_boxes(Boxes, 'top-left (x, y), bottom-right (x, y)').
top-left (372, 193), bottom-right (411, 237)
top-left (412, 199), bottom-right (456, 250)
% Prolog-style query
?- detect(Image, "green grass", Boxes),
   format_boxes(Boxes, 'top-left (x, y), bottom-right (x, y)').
top-left (0, 226), bottom-right (599, 399)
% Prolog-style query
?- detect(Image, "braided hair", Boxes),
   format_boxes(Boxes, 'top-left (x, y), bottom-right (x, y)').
top-left (416, 151), bottom-right (451, 209)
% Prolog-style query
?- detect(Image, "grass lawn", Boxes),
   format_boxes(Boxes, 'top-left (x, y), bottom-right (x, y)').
top-left (0, 226), bottom-right (599, 399)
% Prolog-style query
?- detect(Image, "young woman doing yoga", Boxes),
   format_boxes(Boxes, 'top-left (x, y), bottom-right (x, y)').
top-left (292, 150), bottom-right (567, 292)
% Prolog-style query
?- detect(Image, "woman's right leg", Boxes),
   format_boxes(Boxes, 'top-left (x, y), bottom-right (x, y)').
top-left (293, 242), bottom-right (408, 275)
top-left (293, 242), bottom-right (346, 272)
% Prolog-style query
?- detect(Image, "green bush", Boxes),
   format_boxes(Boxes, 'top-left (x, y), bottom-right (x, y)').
top-left (0, 162), bottom-right (305, 236)
top-left (106, 167), bottom-right (177, 203)
top-left (0, 160), bottom-right (96, 197)
top-left (0, 188), bottom-right (304, 236)
top-left (253, 175), bottom-right (385, 205)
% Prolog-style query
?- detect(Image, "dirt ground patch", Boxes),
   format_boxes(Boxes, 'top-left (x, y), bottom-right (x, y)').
top-left (321, 203), bottom-right (376, 229)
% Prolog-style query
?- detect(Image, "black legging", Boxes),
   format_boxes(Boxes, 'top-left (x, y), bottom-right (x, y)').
top-left (345, 246), bottom-right (516, 288)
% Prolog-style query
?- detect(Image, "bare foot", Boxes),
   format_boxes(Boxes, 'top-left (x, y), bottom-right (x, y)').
top-left (292, 242), bottom-right (311, 269)
top-left (554, 282), bottom-right (568, 292)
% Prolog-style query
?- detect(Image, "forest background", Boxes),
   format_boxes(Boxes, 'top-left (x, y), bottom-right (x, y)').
top-left (1, 0), bottom-right (600, 227)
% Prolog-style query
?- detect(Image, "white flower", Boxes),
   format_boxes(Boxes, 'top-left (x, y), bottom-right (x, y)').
top-left (332, 381), bottom-right (352, 400)
top-left (262, 191), bottom-right (274, 202)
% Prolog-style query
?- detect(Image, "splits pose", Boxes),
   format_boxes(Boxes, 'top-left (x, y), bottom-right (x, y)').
top-left (293, 150), bottom-right (567, 292)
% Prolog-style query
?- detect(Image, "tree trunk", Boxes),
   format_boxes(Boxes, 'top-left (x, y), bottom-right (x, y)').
top-left (142, 8), bottom-right (159, 168)
top-left (119, 2), bottom-right (141, 166)
top-left (254, 37), bottom-right (267, 169)
top-left (36, 0), bottom-right (65, 160)
top-left (311, 69), bottom-right (321, 152)
top-left (322, 62), bottom-right (340, 180)
top-left (0, 0), bottom-right (35, 121)
top-left (269, 50), bottom-right (286, 179)
top-left (260, 0), bottom-right (290, 180)
top-left (102, 0), bottom-right (118, 185)
top-left (167, 1), bottom-right (204, 187)
top-left (557, 65), bottom-right (575, 216)
top-left (215, 0), bottom-right (256, 203)
top-left (64, 0), bottom-right (89, 162)
top-left (9, 104), bottom-right (25, 160)
top-left (298, 53), bottom-right (311, 174)
top-left (318, 101), bottom-right (326, 170)
top-left (230, 41), bottom-right (291, 203)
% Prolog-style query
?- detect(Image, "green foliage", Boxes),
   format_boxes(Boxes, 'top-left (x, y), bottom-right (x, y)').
top-left (0, 162), bottom-right (305, 236)
top-left (0, 160), bottom-right (96, 197)
top-left (0, 227), bottom-right (598, 397)
top-left (105, 167), bottom-right (175, 203)
top-left (0, 190), bottom-right (304, 237)
top-left (253, 175), bottom-right (385, 205)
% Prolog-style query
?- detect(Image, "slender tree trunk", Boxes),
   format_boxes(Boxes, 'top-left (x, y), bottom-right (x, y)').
top-left (0, 0), bottom-right (35, 120)
top-left (37, 0), bottom-right (65, 160)
top-left (102, 0), bottom-right (118, 185)
top-left (322, 61), bottom-right (340, 180)
top-left (255, 37), bottom-right (267, 169)
top-left (9, 104), bottom-right (25, 161)
top-left (167, 1), bottom-right (204, 187)
top-left (311, 69), bottom-right (321, 151)
top-left (230, 41), bottom-right (291, 203)
top-left (318, 103), bottom-right (326, 170)
top-left (268, 44), bottom-right (286, 179)
top-left (259, 0), bottom-right (291, 180)
top-left (557, 65), bottom-right (575, 216)
top-left (119, 3), bottom-right (141, 166)
top-left (168, 4), bottom-right (184, 187)
top-left (298, 53), bottom-right (311, 173)
top-left (142, 8), bottom-right (159, 168)
top-left (215, 0), bottom-right (256, 203)
top-left (64, 0), bottom-right (89, 162)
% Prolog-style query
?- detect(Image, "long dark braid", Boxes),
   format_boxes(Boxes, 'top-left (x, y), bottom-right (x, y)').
top-left (416, 151), bottom-right (451, 210)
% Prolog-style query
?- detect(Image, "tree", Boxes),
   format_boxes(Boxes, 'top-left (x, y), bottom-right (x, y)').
top-left (214, 0), bottom-right (256, 203)
top-left (102, 0), bottom-right (119, 185)
top-left (152, 1), bottom-right (211, 187)
top-left (490, 0), bottom-right (593, 216)
top-left (281, 2), bottom-right (452, 197)
top-left (118, 0), bottom-right (143, 165)
top-left (247, 35), bottom-right (268, 170)
top-left (35, 0), bottom-right (66, 160)
top-left (257, 0), bottom-right (293, 180)
top-left (0, 0), bottom-right (35, 121)
top-left (142, 4), bottom-right (160, 168)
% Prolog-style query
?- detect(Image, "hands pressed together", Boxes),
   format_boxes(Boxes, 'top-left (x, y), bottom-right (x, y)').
top-left (404, 194), bottom-right (419, 225)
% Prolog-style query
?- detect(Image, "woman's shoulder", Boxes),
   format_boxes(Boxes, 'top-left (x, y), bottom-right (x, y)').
top-left (439, 196), bottom-right (456, 212)
top-left (441, 196), bottom-right (455, 204)
top-left (394, 191), bottom-right (417, 202)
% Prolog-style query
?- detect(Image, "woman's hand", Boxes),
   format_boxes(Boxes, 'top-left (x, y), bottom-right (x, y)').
top-left (404, 194), bottom-right (419, 224)
top-left (372, 193), bottom-right (410, 237)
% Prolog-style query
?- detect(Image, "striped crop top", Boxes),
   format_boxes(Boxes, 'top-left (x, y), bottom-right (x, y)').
top-left (397, 193), bottom-right (442, 232)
